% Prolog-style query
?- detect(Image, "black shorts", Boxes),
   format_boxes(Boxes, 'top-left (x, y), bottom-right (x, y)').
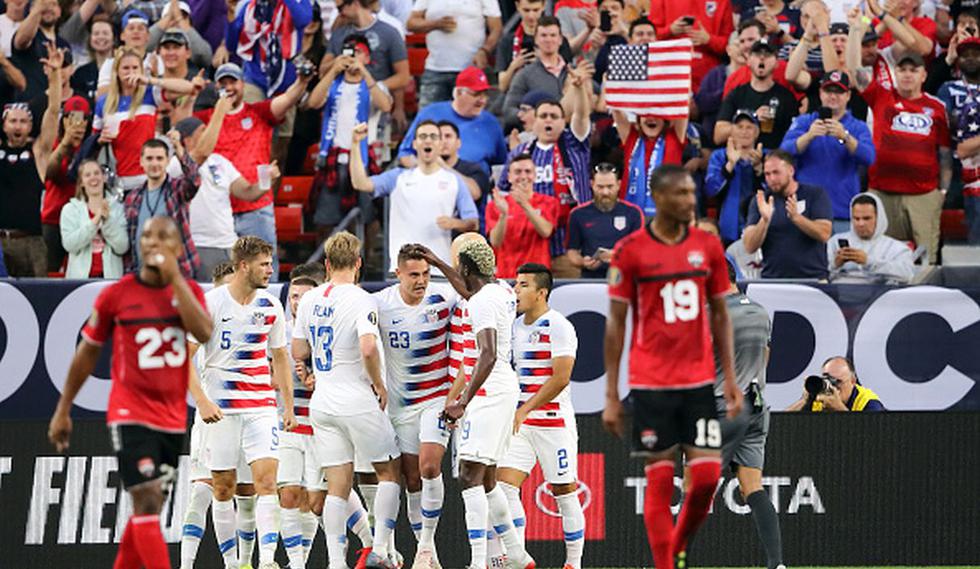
top-left (629, 385), bottom-right (721, 455)
top-left (109, 424), bottom-right (184, 489)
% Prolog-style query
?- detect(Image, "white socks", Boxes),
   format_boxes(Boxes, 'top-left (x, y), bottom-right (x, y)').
top-left (235, 495), bottom-right (257, 567)
top-left (359, 483), bottom-right (378, 527)
top-left (212, 499), bottom-right (238, 568)
top-left (281, 507), bottom-right (305, 569)
top-left (323, 495), bottom-right (348, 569)
top-left (179, 481), bottom-right (212, 569)
top-left (461, 486), bottom-right (489, 568)
top-left (419, 474), bottom-right (444, 547)
top-left (371, 481), bottom-right (401, 557)
top-left (499, 482), bottom-right (527, 545)
top-left (302, 510), bottom-right (319, 563)
top-left (407, 490), bottom-right (422, 541)
top-left (487, 485), bottom-right (528, 561)
top-left (556, 492), bottom-right (586, 569)
top-left (255, 495), bottom-right (280, 565)
top-left (346, 490), bottom-right (373, 546)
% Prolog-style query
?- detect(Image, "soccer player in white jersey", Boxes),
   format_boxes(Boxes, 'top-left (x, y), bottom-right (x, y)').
top-left (292, 232), bottom-right (403, 569)
top-left (190, 236), bottom-right (296, 569)
top-left (373, 244), bottom-right (459, 569)
top-left (498, 263), bottom-right (585, 569)
top-left (441, 240), bottom-right (536, 569)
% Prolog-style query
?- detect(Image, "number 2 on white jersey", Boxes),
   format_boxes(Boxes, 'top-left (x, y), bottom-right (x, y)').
top-left (660, 279), bottom-right (699, 324)
top-left (136, 327), bottom-right (187, 369)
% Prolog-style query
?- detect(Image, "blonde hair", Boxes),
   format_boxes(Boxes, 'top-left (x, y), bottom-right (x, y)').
top-left (231, 235), bottom-right (274, 265)
top-left (458, 239), bottom-right (496, 278)
top-left (324, 231), bottom-right (361, 271)
top-left (74, 159), bottom-right (107, 201)
top-left (450, 232), bottom-right (486, 268)
top-left (104, 49), bottom-right (147, 120)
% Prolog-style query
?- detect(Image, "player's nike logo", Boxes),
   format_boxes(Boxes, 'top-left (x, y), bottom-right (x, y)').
top-left (221, 317), bottom-right (234, 322)
top-left (392, 318), bottom-right (405, 325)
top-left (556, 470), bottom-right (568, 477)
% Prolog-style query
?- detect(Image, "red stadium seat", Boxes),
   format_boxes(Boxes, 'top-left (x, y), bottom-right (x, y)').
top-left (941, 209), bottom-right (968, 242)
top-left (275, 206), bottom-right (303, 242)
top-left (301, 144), bottom-right (319, 175)
top-left (276, 176), bottom-right (315, 208)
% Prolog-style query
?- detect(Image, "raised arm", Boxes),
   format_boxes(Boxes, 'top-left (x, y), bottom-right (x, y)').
top-left (35, 44), bottom-right (64, 180)
top-left (190, 93), bottom-right (233, 163)
top-left (271, 73), bottom-right (313, 119)
top-left (349, 123), bottom-right (376, 193)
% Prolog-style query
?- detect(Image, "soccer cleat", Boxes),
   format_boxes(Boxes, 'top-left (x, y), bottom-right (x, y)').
top-left (507, 552), bottom-right (534, 569)
top-left (487, 554), bottom-right (507, 569)
top-left (241, 564), bottom-right (254, 569)
top-left (364, 550), bottom-right (398, 569)
top-left (410, 546), bottom-right (436, 569)
top-left (775, 565), bottom-right (787, 569)
top-left (389, 547), bottom-right (405, 568)
top-left (561, 564), bottom-right (578, 569)
top-left (675, 551), bottom-right (687, 569)
top-left (354, 548), bottom-right (373, 569)
top-left (257, 563), bottom-right (280, 569)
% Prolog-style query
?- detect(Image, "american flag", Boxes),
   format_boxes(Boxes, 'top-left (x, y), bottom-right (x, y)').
top-left (605, 39), bottom-right (693, 119)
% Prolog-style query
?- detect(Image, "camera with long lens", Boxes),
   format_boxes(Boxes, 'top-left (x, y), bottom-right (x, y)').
top-left (804, 373), bottom-right (840, 396)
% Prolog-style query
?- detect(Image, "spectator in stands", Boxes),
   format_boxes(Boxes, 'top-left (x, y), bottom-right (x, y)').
top-left (649, 0), bottom-right (734, 90)
top-left (10, 0), bottom-right (70, 102)
top-left (743, 150), bottom-right (833, 279)
top-left (496, 0), bottom-right (573, 94)
top-left (124, 137), bottom-right (200, 277)
top-left (148, 0), bottom-right (213, 72)
top-left (705, 109), bottom-right (765, 244)
top-left (58, 0), bottom-right (109, 67)
top-left (777, 0), bottom-right (837, 75)
top-left (787, 356), bottom-right (885, 411)
top-left (0, 47), bottom-right (27, 106)
top-left (501, 16), bottom-right (571, 128)
top-left (499, 65), bottom-right (593, 278)
top-left (406, 0), bottom-right (501, 106)
top-left (716, 39), bottom-right (799, 149)
top-left (0, 45), bottom-right (61, 277)
top-left (954, 61), bottom-right (980, 245)
top-left (695, 28), bottom-right (741, 144)
top-left (722, 18), bottom-right (808, 99)
top-left (227, 0), bottom-right (312, 167)
top-left (438, 120), bottom-right (491, 224)
top-left (566, 162), bottom-right (643, 278)
top-left (586, 0), bottom-right (630, 81)
top-left (60, 159), bottom-right (129, 278)
top-left (926, 8), bottom-right (980, 93)
top-left (306, 33), bottom-right (392, 237)
top-left (746, 0), bottom-right (801, 43)
top-left (94, 49), bottom-right (194, 191)
top-left (69, 15), bottom-right (114, 103)
top-left (0, 0), bottom-right (27, 58)
top-left (869, 0), bottom-right (935, 57)
top-left (27, 46), bottom-right (77, 137)
top-left (97, 9), bottom-right (154, 96)
top-left (851, 48), bottom-right (950, 264)
top-left (781, 70), bottom-right (875, 234)
top-left (190, 0), bottom-right (229, 53)
top-left (937, 28), bottom-right (980, 128)
top-left (194, 62), bottom-right (312, 279)
top-left (827, 193), bottom-right (915, 283)
top-left (350, 121), bottom-right (479, 273)
top-left (612, 108), bottom-right (688, 218)
top-left (131, 0), bottom-right (179, 24)
top-left (508, 89), bottom-right (550, 150)
top-left (486, 154), bottom-right (558, 278)
top-left (398, 67), bottom-right (507, 173)
top-left (42, 96), bottom-right (92, 274)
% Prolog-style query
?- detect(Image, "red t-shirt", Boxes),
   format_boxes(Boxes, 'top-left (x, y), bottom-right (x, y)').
top-left (81, 274), bottom-right (208, 432)
top-left (195, 100), bottom-right (279, 213)
top-left (862, 80), bottom-right (950, 195)
top-left (486, 192), bottom-right (560, 278)
top-left (41, 148), bottom-right (75, 226)
top-left (723, 60), bottom-right (802, 99)
top-left (607, 225), bottom-right (728, 390)
top-left (649, 0), bottom-right (734, 90)
top-left (88, 209), bottom-right (104, 278)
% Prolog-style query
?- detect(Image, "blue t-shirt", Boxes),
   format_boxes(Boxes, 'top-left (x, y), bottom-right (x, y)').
top-left (397, 102), bottom-right (508, 174)
top-left (567, 200), bottom-right (644, 278)
top-left (746, 183), bottom-right (832, 279)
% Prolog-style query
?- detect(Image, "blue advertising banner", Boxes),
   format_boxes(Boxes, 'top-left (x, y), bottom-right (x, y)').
top-left (0, 280), bottom-right (979, 420)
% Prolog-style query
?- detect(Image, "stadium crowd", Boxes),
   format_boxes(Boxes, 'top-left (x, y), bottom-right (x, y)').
top-left (1, 0), bottom-right (977, 282)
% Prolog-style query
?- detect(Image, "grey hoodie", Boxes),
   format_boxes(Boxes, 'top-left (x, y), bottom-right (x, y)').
top-left (827, 192), bottom-right (915, 283)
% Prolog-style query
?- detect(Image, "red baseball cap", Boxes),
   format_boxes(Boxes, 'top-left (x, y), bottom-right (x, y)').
top-left (960, 36), bottom-right (980, 51)
top-left (63, 95), bottom-right (91, 115)
top-left (455, 66), bottom-right (492, 92)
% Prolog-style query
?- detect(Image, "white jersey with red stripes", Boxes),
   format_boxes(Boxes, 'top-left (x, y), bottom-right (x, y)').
top-left (448, 298), bottom-right (477, 386)
top-left (467, 282), bottom-right (520, 397)
top-left (374, 282), bottom-right (458, 414)
top-left (278, 319), bottom-right (314, 435)
top-left (512, 309), bottom-right (578, 427)
top-left (198, 285), bottom-right (287, 414)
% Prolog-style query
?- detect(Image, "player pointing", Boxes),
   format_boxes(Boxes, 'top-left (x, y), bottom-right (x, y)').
top-left (49, 216), bottom-right (212, 569)
top-left (603, 164), bottom-right (743, 569)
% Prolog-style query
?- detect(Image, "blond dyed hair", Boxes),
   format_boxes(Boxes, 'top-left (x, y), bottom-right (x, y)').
top-left (458, 239), bottom-right (496, 278)
top-left (324, 231), bottom-right (361, 270)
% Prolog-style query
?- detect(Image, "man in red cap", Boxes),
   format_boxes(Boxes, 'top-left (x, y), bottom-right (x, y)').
top-left (397, 65), bottom-right (508, 177)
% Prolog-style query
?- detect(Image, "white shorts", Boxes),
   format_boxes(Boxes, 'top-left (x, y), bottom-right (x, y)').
top-left (392, 404), bottom-right (451, 455)
top-left (311, 409), bottom-right (400, 469)
top-left (278, 432), bottom-right (326, 490)
top-left (499, 420), bottom-right (579, 485)
top-left (191, 416), bottom-right (254, 483)
top-left (457, 392), bottom-right (519, 466)
top-left (207, 412), bottom-right (279, 472)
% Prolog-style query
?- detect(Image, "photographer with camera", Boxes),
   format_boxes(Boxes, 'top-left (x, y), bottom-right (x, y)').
top-left (787, 356), bottom-right (885, 412)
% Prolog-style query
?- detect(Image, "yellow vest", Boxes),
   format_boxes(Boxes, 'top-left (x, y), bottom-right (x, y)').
top-left (810, 384), bottom-right (882, 412)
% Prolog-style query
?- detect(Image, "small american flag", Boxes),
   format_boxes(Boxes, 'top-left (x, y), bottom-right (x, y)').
top-left (605, 39), bottom-right (693, 119)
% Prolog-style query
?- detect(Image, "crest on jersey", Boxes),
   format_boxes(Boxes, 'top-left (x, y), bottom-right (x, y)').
top-left (688, 251), bottom-right (705, 268)
top-left (613, 215), bottom-right (626, 231)
top-left (241, 117), bottom-right (254, 130)
top-left (137, 457), bottom-right (156, 478)
top-left (424, 307), bottom-right (439, 323)
top-left (251, 311), bottom-right (265, 325)
top-left (368, 311), bottom-right (378, 325)
top-left (640, 429), bottom-right (658, 449)
top-left (706, 1), bottom-right (716, 16)
top-left (607, 267), bottom-right (622, 286)
top-left (529, 331), bottom-right (541, 344)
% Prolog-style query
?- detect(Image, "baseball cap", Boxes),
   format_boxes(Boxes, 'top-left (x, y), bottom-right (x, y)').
top-left (161, 0), bottom-right (191, 18)
top-left (215, 62), bottom-right (244, 81)
top-left (121, 8), bottom-right (150, 29)
top-left (862, 28), bottom-right (879, 44)
top-left (455, 66), bottom-right (491, 92)
top-left (342, 34), bottom-right (371, 53)
top-left (750, 39), bottom-right (778, 54)
top-left (732, 108), bottom-right (759, 125)
top-left (960, 36), bottom-right (980, 51)
top-left (896, 52), bottom-right (925, 67)
top-left (520, 90), bottom-right (552, 109)
top-left (820, 69), bottom-right (850, 91)
top-left (160, 28), bottom-right (189, 47)
top-left (829, 22), bottom-right (849, 35)
top-left (174, 116), bottom-right (205, 141)
top-left (63, 95), bottom-right (91, 115)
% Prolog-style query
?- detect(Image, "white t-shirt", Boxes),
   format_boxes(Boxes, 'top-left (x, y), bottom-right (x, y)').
top-left (189, 153), bottom-right (243, 249)
top-left (467, 282), bottom-right (518, 397)
top-left (411, 0), bottom-right (500, 72)
top-left (333, 81), bottom-right (362, 150)
top-left (0, 14), bottom-right (20, 57)
top-left (292, 282), bottom-right (382, 416)
top-left (374, 282), bottom-right (458, 414)
top-left (195, 286), bottom-right (287, 414)
top-left (512, 309), bottom-right (577, 425)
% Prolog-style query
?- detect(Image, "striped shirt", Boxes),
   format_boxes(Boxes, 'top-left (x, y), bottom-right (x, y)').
top-left (448, 299), bottom-right (477, 386)
top-left (198, 286), bottom-right (287, 413)
top-left (279, 320), bottom-right (314, 435)
top-left (513, 309), bottom-right (578, 428)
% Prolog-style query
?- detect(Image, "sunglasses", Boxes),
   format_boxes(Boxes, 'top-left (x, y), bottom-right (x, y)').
top-left (594, 162), bottom-right (618, 174)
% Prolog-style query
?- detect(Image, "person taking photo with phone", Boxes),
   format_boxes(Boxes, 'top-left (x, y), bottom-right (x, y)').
top-left (780, 70), bottom-right (875, 235)
top-left (826, 193), bottom-right (915, 284)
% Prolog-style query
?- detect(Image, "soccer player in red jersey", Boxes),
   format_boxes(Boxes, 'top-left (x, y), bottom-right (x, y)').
top-left (603, 164), bottom-right (743, 569)
top-left (48, 216), bottom-right (212, 569)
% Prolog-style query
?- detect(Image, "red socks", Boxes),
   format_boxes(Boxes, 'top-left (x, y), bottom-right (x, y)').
top-left (113, 519), bottom-right (141, 569)
top-left (644, 461), bottom-right (676, 569)
top-left (114, 514), bottom-right (172, 569)
top-left (671, 457), bottom-right (721, 556)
